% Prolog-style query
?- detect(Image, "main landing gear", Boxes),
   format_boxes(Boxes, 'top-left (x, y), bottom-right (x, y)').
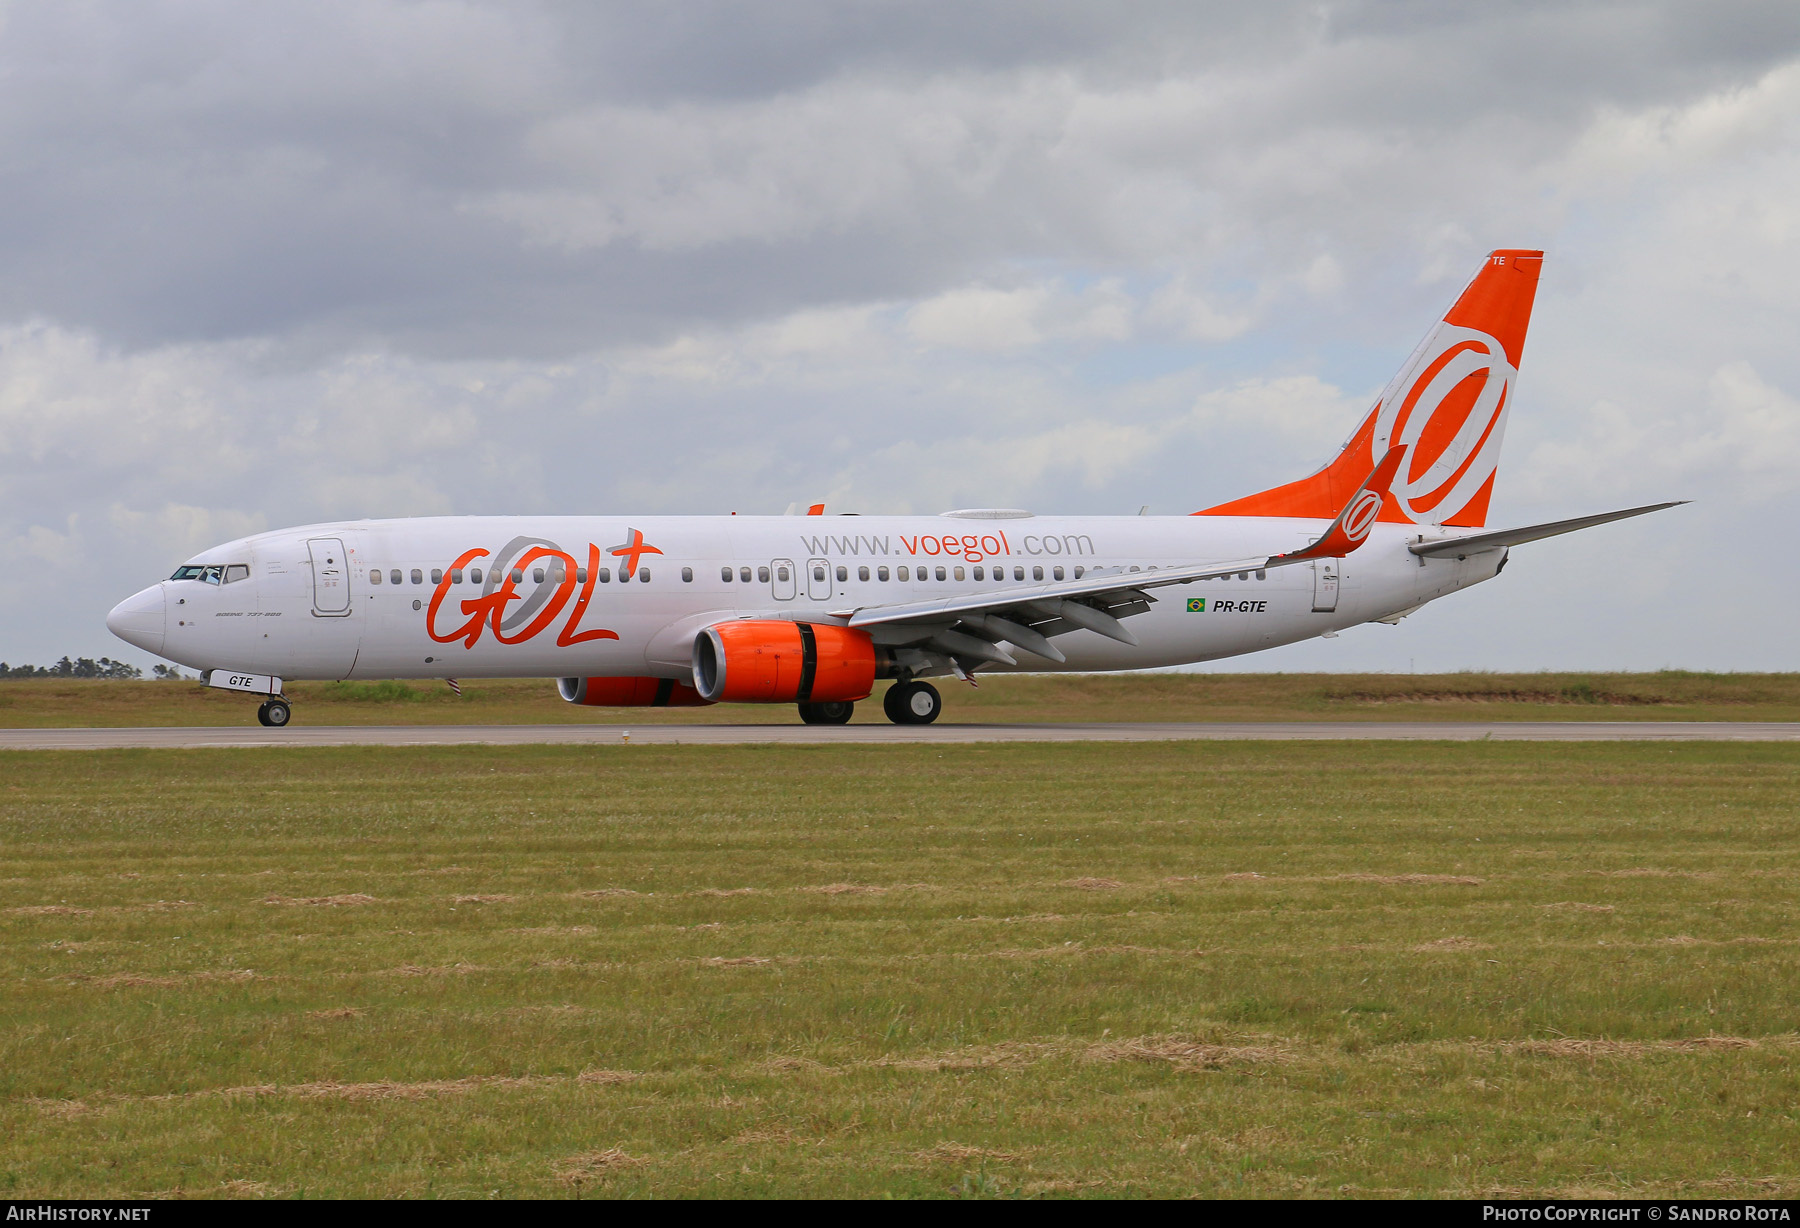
top-left (797, 700), bottom-right (855, 725)
top-left (796, 681), bottom-right (944, 726)
top-left (256, 698), bottom-right (292, 727)
top-left (883, 680), bottom-right (942, 725)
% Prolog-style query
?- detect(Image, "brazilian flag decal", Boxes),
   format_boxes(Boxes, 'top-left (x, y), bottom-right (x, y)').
top-left (1187, 598), bottom-right (1206, 612)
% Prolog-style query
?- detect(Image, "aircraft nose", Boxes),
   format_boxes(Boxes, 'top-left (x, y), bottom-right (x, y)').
top-left (106, 585), bottom-right (167, 656)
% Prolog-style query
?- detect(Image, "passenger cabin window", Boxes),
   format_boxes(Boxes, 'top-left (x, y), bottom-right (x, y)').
top-left (812, 565), bottom-right (825, 582)
top-left (878, 566), bottom-right (890, 581)
top-left (1013, 566), bottom-right (1025, 580)
top-left (758, 566), bottom-right (770, 583)
top-left (390, 569), bottom-right (402, 585)
top-left (953, 566), bottom-right (965, 581)
top-left (935, 566), bottom-right (946, 581)
top-left (576, 568), bottom-right (587, 584)
top-left (470, 568), bottom-right (483, 584)
top-left (532, 567), bottom-right (545, 584)
top-left (897, 566), bottom-right (909, 581)
top-left (369, 569), bottom-right (383, 585)
top-left (721, 566), bottom-right (733, 582)
top-left (224, 564), bottom-right (250, 584)
top-left (638, 568), bottom-right (650, 582)
top-left (836, 565), bottom-right (847, 582)
top-left (1074, 566), bottom-right (1084, 578)
top-left (1053, 566), bottom-right (1064, 581)
top-left (510, 569), bottom-right (523, 584)
top-left (598, 567), bottom-right (612, 583)
top-left (740, 566), bottom-right (752, 583)
top-left (776, 565), bottom-right (789, 581)
top-left (450, 568), bottom-right (463, 583)
top-left (412, 569), bottom-right (424, 585)
top-left (972, 566), bottom-right (984, 580)
top-left (858, 566), bottom-right (869, 581)
top-left (1033, 566), bottom-right (1044, 581)
top-left (682, 567), bottom-right (694, 582)
top-left (431, 568), bottom-right (444, 584)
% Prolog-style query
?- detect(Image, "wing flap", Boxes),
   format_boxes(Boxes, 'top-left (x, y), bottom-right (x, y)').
top-left (837, 556), bottom-right (1271, 631)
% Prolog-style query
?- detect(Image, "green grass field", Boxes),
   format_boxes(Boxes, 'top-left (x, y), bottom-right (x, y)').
top-left (2, 670), bottom-right (1799, 726)
top-left (5, 740), bottom-right (1799, 1198)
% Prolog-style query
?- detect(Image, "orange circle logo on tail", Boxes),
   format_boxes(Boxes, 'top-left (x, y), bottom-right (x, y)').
top-left (1374, 324), bottom-right (1515, 524)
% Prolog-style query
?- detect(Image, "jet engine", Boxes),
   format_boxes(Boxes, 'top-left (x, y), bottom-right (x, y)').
top-left (557, 676), bottom-right (712, 706)
top-left (692, 621), bottom-right (875, 704)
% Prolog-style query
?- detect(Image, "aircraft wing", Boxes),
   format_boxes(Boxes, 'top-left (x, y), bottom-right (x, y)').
top-left (830, 448), bottom-right (1405, 669)
top-left (1407, 502), bottom-right (1686, 559)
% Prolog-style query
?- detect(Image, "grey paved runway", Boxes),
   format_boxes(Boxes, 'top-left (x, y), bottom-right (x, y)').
top-left (2, 721), bottom-right (1797, 750)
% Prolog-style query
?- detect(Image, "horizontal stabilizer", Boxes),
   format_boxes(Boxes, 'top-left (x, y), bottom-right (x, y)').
top-left (1408, 502), bottom-right (1686, 559)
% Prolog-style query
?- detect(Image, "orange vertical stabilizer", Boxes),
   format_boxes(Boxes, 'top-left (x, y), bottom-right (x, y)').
top-left (1196, 249), bottom-right (1543, 528)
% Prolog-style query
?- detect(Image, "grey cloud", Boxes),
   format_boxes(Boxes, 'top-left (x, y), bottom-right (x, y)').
top-left (1, 2), bottom-right (1796, 356)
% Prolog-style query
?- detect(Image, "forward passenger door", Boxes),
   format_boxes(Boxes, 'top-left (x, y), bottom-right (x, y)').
top-left (308, 538), bottom-right (352, 616)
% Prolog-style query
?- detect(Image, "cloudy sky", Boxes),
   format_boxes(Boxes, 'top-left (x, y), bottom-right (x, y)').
top-left (3, 1), bottom-right (1798, 673)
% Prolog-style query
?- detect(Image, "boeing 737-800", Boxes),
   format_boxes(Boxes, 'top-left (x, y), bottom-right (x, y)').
top-left (106, 250), bottom-right (1678, 727)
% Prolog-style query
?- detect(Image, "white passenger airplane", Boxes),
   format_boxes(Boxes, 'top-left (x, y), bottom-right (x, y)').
top-left (108, 250), bottom-right (1677, 727)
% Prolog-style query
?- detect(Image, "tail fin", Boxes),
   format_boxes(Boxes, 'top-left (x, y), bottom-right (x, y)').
top-left (1197, 249), bottom-right (1543, 528)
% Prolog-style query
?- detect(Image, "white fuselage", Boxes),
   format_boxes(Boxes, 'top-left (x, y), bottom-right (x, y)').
top-left (109, 513), bottom-right (1503, 683)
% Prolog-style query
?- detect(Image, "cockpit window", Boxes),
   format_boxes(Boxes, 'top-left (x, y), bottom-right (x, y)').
top-left (224, 564), bottom-right (250, 584)
top-left (170, 565), bottom-right (206, 581)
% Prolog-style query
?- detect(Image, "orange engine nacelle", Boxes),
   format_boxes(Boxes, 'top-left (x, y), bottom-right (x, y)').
top-left (557, 676), bottom-right (712, 707)
top-left (692, 621), bottom-right (876, 704)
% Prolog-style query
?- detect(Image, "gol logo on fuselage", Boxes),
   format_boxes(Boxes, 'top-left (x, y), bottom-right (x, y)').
top-left (425, 530), bottom-right (662, 649)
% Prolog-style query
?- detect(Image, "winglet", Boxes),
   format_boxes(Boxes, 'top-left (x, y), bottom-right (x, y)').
top-left (1272, 445), bottom-right (1406, 563)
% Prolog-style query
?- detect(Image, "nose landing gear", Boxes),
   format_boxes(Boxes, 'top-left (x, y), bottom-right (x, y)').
top-left (256, 698), bottom-right (292, 727)
top-left (883, 680), bottom-right (941, 725)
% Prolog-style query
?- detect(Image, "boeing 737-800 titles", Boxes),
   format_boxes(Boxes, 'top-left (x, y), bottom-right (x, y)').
top-left (107, 250), bottom-right (1678, 727)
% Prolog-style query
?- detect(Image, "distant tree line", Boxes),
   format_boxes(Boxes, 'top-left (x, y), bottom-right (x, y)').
top-left (0, 657), bottom-right (171, 680)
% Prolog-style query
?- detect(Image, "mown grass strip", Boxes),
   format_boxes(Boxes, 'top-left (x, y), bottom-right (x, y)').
top-left (2, 741), bottom-right (1798, 1197)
